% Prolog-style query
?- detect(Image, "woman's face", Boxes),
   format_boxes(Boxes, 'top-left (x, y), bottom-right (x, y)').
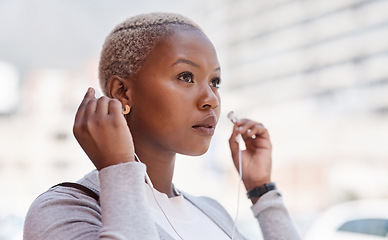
top-left (128, 29), bottom-right (221, 156)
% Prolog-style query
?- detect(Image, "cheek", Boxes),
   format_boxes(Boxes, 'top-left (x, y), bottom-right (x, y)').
top-left (215, 93), bottom-right (222, 116)
top-left (217, 93), bottom-right (222, 109)
top-left (135, 83), bottom-right (172, 114)
top-left (134, 84), bottom-right (192, 134)
top-left (149, 90), bottom-right (192, 120)
top-left (132, 80), bottom-right (219, 155)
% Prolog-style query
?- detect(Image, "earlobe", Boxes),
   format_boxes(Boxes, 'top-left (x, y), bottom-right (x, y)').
top-left (107, 75), bottom-right (132, 105)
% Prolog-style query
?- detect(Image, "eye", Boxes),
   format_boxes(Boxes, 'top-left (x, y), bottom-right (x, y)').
top-left (210, 77), bottom-right (221, 88)
top-left (177, 72), bottom-right (194, 83)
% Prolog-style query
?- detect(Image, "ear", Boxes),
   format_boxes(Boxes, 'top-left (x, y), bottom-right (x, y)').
top-left (107, 75), bottom-right (132, 106)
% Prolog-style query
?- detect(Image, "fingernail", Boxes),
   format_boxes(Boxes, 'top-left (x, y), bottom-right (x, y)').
top-left (85, 87), bottom-right (94, 97)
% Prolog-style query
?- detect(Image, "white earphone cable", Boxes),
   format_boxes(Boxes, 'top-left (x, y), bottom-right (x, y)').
top-left (231, 133), bottom-right (242, 240)
top-left (134, 153), bottom-right (184, 240)
top-left (134, 110), bottom-right (242, 240)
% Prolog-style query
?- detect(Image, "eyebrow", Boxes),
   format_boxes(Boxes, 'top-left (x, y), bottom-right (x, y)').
top-left (171, 58), bottom-right (221, 72)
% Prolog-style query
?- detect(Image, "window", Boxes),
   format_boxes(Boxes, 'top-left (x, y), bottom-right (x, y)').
top-left (338, 218), bottom-right (388, 237)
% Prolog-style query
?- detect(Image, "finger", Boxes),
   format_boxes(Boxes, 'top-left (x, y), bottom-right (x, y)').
top-left (245, 125), bottom-right (272, 151)
top-left (108, 99), bottom-right (123, 116)
top-left (75, 87), bottom-right (95, 122)
top-left (236, 119), bottom-right (270, 145)
top-left (84, 98), bottom-right (97, 119)
top-left (95, 96), bottom-right (110, 115)
top-left (249, 124), bottom-right (270, 139)
top-left (242, 123), bottom-right (265, 140)
top-left (79, 87), bottom-right (96, 109)
top-left (235, 119), bottom-right (258, 136)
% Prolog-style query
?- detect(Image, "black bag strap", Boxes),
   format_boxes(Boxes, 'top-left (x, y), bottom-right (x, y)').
top-left (51, 182), bottom-right (100, 202)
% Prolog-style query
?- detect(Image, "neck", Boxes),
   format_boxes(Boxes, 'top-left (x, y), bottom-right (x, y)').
top-left (134, 145), bottom-right (177, 198)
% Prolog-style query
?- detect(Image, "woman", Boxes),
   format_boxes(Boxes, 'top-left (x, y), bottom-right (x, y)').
top-left (24, 12), bottom-right (300, 240)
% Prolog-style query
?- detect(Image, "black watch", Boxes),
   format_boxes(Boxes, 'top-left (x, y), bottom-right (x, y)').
top-left (247, 182), bottom-right (276, 199)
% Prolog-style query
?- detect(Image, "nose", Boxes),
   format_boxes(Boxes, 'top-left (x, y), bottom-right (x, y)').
top-left (197, 85), bottom-right (220, 110)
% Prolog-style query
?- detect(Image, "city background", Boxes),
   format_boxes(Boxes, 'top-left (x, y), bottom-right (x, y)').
top-left (1, 0), bottom-right (388, 239)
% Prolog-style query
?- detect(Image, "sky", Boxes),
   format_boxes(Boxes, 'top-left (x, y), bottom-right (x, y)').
top-left (0, 0), bottom-right (197, 71)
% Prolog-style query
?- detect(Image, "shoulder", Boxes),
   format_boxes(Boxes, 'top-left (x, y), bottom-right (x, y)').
top-left (182, 192), bottom-right (234, 225)
top-left (195, 195), bottom-right (229, 214)
top-left (24, 172), bottom-right (101, 239)
top-left (77, 169), bottom-right (100, 192)
top-left (25, 183), bottom-right (101, 219)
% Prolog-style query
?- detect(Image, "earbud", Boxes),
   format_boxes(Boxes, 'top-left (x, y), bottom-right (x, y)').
top-left (94, 89), bottom-right (101, 99)
top-left (228, 111), bottom-right (237, 124)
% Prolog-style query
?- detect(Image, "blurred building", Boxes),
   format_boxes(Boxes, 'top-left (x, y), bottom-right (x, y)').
top-left (0, 61), bottom-right (20, 115)
top-left (186, 0), bottom-right (388, 235)
top-left (1, 0), bottom-right (388, 239)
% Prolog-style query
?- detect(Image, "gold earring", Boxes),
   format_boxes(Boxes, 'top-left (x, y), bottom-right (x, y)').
top-left (122, 105), bottom-right (131, 115)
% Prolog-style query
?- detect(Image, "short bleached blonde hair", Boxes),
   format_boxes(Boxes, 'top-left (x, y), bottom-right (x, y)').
top-left (98, 12), bottom-right (203, 96)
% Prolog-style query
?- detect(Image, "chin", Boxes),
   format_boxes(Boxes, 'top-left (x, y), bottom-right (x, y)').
top-left (179, 144), bottom-right (210, 156)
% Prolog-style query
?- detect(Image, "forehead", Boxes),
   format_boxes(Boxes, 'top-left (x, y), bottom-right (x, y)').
top-left (145, 29), bottom-right (219, 69)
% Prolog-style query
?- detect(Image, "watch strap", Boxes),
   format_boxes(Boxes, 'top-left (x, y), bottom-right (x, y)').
top-left (247, 182), bottom-right (276, 199)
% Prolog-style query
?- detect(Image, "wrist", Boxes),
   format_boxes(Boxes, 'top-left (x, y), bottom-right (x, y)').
top-left (246, 182), bottom-right (276, 204)
top-left (96, 155), bottom-right (135, 171)
top-left (244, 178), bottom-right (272, 192)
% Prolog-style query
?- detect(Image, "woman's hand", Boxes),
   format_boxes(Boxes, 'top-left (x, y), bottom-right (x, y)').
top-left (229, 119), bottom-right (272, 193)
top-left (73, 88), bottom-right (135, 170)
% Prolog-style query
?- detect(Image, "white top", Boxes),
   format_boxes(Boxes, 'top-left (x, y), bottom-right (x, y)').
top-left (145, 183), bottom-right (230, 240)
top-left (24, 162), bottom-right (301, 240)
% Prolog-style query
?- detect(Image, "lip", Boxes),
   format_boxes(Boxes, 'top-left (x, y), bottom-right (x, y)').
top-left (192, 115), bottom-right (218, 136)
